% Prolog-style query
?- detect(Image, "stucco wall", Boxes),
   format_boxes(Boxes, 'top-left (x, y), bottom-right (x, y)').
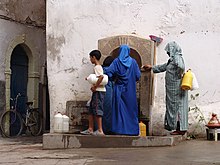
top-left (0, 0), bottom-right (46, 116)
top-left (0, 0), bottom-right (45, 27)
top-left (47, 0), bottom-right (220, 135)
top-left (0, 18), bottom-right (46, 112)
top-left (0, 19), bottom-right (46, 79)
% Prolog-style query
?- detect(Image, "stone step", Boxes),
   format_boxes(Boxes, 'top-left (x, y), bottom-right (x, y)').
top-left (43, 133), bottom-right (186, 149)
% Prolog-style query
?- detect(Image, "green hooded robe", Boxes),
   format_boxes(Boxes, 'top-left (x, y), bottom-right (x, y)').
top-left (152, 41), bottom-right (188, 131)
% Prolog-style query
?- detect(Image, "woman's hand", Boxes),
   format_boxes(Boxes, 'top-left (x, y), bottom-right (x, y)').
top-left (141, 64), bottom-right (152, 71)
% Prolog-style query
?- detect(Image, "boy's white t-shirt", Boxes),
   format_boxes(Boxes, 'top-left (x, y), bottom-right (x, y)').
top-left (94, 65), bottom-right (106, 92)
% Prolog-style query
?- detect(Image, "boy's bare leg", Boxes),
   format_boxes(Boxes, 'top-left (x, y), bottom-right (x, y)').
top-left (88, 115), bottom-right (94, 132)
top-left (96, 116), bottom-right (104, 133)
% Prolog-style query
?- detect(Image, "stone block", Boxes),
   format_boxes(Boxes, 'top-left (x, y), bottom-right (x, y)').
top-left (66, 101), bottom-right (88, 132)
top-left (43, 133), bottom-right (186, 149)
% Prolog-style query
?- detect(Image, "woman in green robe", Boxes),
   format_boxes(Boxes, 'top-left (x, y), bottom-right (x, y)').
top-left (143, 41), bottom-right (188, 135)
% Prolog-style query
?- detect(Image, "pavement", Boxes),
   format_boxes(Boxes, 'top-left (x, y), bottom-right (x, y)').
top-left (0, 135), bottom-right (220, 165)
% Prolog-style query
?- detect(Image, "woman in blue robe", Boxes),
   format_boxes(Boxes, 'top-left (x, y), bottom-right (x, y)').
top-left (105, 45), bottom-right (141, 135)
top-left (102, 56), bottom-right (115, 135)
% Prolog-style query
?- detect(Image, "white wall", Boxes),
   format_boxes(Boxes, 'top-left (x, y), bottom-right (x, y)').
top-left (47, 0), bottom-right (220, 135)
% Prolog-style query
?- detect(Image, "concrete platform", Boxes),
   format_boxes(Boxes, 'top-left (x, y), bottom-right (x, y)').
top-left (43, 133), bottom-right (186, 149)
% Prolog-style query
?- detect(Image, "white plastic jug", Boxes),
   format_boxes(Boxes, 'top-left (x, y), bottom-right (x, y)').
top-left (54, 112), bottom-right (63, 133)
top-left (86, 74), bottom-right (108, 85)
top-left (191, 72), bottom-right (199, 90)
top-left (62, 115), bottom-right (70, 133)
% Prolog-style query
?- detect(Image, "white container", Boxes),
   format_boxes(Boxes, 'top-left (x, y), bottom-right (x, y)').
top-left (54, 112), bottom-right (63, 133)
top-left (191, 72), bottom-right (199, 90)
top-left (62, 115), bottom-right (70, 133)
top-left (86, 74), bottom-right (108, 85)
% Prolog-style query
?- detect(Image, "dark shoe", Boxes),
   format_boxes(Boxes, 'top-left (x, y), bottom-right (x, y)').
top-left (170, 131), bottom-right (180, 135)
top-left (170, 130), bottom-right (186, 135)
top-left (178, 131), bottom-right (186, 135)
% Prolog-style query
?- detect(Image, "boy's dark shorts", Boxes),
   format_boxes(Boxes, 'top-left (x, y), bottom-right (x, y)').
top-left (89, 91), bottom-right (105, 116)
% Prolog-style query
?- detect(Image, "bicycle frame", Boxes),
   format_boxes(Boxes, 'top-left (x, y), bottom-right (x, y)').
top-left (1, 93), bottom-right (42, 137)
top-left (10, 94), bottom-right (33, 127)
top-left (24, 103), bottom-right (33, 127)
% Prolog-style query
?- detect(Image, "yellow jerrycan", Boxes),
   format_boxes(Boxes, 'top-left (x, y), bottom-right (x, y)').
top-left (181, 69), bottom-right (193, 90)
top-left (139, 121), bottom-right (146, 136)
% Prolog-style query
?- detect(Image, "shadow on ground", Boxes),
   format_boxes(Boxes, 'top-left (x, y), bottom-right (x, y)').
top-left (0, 134), bottom-right (43, 145)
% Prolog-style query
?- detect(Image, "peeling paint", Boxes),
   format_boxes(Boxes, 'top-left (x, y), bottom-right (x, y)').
top-left (62, 135), bottom-right (70, 148)
top-left (62, 135), bottom-right (81, 148)
top-left (63, 67), bottom-right (78, 73)
top-left (82, 57), bottom-right (89, 65)
top-left (47, 35), bottom-right (66, 63)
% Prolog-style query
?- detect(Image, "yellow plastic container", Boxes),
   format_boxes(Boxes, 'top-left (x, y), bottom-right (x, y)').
top-left (139, 121), bottom-right (146, 136)
top-left (181, 69), bottom-right (193, 90)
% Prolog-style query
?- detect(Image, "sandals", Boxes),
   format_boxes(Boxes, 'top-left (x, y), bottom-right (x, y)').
top-left (80, 129), bottom-right (93, 135)
top-left (80, 129), bottom-right (105, 136)
top-left (92, 130), bottom-right (105, 136)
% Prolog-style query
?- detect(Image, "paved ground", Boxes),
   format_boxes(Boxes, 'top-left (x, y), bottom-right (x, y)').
top-left (0, 135), bottom-right (220, 165)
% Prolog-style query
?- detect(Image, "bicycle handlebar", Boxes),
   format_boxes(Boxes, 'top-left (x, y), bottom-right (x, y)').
top-left (10, 93), bottom-right (22, 110)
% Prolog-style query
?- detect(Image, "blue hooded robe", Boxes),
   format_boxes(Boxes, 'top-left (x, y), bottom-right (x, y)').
top-left (105, 45), bottom-right (141, 135)
top-left (102, 56), bottom-right (115, 134)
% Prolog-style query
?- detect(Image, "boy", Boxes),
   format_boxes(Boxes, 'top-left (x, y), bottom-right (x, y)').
top-left (81, 50), bottom-right (106, 136)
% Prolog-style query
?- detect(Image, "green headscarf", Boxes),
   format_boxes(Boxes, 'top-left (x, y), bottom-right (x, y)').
top-left (164, 41), bottom-right (182, 57)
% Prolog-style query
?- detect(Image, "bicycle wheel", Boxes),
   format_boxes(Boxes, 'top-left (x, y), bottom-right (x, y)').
top-left (0, 110), bottom-right (23, 137)
top-left (27, 109), bottom-right (42, 136)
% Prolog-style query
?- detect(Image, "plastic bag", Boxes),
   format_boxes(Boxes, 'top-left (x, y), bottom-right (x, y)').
top-left (191, 72), bottom-right (199, 90)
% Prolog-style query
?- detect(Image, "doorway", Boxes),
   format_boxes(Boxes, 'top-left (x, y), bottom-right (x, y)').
top-left (10, 45), bottom-right (28, 115)
top-left (5, 35), bottom-right (48, 134)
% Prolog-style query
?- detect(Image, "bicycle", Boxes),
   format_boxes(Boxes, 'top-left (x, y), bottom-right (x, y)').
top-left (0, 93), bottom-right (42, 138)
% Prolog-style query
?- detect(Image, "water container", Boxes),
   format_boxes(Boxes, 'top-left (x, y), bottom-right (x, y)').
top-left (181, 69), bottom-right (193, 90)
top-left (191, 72), bottom-right (199, 90)
top-left (54, 112), bottom-right (63, 133)
top-left (62, 115), bottom-right (70, 133)
top-left (139, 121), bottom-right (146, 136)
top-left (86, 74), bottom-right (108, 85)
